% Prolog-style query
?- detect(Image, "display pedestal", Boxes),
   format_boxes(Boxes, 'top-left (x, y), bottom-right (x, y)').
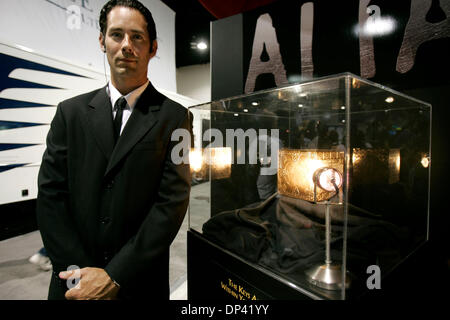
top-left (187, 230), bottom-right (434, 300)
top-left (188, 230), bottom-right (335, 300)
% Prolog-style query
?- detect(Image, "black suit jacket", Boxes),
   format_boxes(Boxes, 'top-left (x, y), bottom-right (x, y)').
top-left (36, 83), bottom-right (192, 300)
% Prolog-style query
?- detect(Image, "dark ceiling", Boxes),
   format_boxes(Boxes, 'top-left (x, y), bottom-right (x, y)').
top-left (160, 0), bottom-right (281, 68)
top-left (160, 0), bottom-right (216, 68)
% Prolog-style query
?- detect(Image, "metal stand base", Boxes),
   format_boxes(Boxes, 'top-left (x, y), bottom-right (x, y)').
top-left (305, 263), bottom-right (351, 291)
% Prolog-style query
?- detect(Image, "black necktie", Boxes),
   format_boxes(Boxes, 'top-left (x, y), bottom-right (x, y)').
top-left (113, 96), bottom-right (127, 142)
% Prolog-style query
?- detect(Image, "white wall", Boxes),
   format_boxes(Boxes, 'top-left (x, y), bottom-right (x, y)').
top-left (176, 63), bottom-right (211, 103)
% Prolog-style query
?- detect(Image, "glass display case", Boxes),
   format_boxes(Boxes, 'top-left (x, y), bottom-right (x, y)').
top-left (187, 73), bottom-right (431, 300)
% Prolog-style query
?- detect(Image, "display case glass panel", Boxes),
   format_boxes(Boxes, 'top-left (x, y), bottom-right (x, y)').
top-left (187, 73), bottom-right (431, 300)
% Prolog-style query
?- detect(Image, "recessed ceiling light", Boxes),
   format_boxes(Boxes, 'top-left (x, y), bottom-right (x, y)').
top-left (298, 104), bottom-right (303, 108)
top-left (197, 42), bottom-right (208, 50)
top-left (243, 109), bottom-right (249, 112)
top-left (252, 102), bottom-right (259, 106)
top-left (385, 96), bottom-right (394, 103)
top-left (234, 113), bottom-right (239, 117)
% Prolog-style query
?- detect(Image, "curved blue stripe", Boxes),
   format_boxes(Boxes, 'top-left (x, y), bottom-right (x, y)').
top-left (0, 52), bottom-right (88, 92)
top-left (1, 75), bottom-right (57, 90)
top-left (0, 163), bottom-right (28, 173)
top-left (0, 121), bottom-right (43, 130)
top-left (0, 97), bottom-right (50, 109)
top-left (0, 143), bottom-right (38, 151)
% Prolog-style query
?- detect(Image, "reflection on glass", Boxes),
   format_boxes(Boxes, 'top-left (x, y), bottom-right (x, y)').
top-left (189, 149), bottom-right (203, 173)
top-left (421, 154), bottom-right (429, 168)
top-left (190, 147), bottom-right (232, 180)
top-left (352, 148), bottom-right (400, 185)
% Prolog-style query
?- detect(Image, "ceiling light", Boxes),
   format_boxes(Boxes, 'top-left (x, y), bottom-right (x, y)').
top-left (363, 16), bottom-right (396, 36)
top-left (385, 96), bottom-right (394, 103)
top-left (252, 102), bottom-right (259, 106)
top-left (197, 42), bottom-right (207, 50)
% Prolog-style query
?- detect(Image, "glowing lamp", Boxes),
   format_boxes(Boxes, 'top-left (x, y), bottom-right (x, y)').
top-left (314, 167), bottom-right (343, 192)
top-left (277, 148), bottom-right (349, 290)
top-left (278, 149), bottom-right (344, 203)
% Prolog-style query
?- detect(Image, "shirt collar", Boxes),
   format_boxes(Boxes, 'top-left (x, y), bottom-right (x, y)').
top-left (107, 80), bottom-right (149, 111)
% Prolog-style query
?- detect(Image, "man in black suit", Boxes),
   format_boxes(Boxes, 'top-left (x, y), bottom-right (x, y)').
top-left (37, 0), bottom-right (191, 300)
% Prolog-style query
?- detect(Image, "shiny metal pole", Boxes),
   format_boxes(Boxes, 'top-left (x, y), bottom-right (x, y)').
top-left (325, 201), bottom-right (332, 266)
top-left (305, 201), bottom-right (350, 291)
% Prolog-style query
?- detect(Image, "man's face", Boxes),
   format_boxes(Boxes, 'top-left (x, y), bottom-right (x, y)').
top-left (100, 6), bottom-right (156, 83)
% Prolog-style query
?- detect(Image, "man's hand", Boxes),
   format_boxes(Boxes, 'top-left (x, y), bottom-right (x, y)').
top-left (59, 267), bottom-right (119, 300)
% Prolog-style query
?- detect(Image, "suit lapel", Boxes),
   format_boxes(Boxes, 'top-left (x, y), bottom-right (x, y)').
top-left (85, 87), bottom-right (115, 161)
top-left (104, 83), bottom-right (161, 177)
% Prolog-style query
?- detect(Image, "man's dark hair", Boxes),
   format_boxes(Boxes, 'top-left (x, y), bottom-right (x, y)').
top-left (99, 0), bottom-right (157, 43)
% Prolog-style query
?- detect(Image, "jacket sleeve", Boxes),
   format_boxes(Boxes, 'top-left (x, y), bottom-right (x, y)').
top-left (104, 108), bottom-right (192, 290)
top-left (36, 102), bottom-right (93, 272)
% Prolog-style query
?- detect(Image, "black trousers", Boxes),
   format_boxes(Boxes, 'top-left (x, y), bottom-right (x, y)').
top-left (48, 272), bottom-right (68, 300)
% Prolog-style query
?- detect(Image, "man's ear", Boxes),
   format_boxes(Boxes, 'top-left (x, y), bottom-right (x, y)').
top-left (99, 33), bottom-right (106, 52)
top-left (150, 39), bottom-right (158, 57)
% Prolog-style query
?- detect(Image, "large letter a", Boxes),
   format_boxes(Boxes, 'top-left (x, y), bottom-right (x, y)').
top-left (245, 14), bottom-right (288, 93)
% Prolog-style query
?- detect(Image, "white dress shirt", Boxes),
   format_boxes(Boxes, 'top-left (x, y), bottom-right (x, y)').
top-left (107, 80), bottom-right (150, 135)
